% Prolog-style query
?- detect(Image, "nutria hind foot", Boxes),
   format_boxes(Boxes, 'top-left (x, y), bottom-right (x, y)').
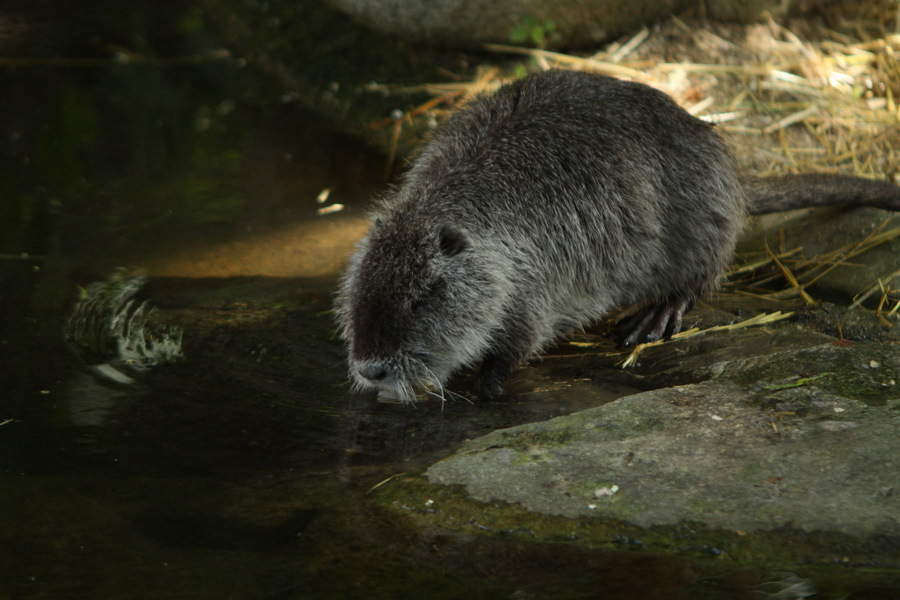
top-left (615, 295), bottom-right (695, 348)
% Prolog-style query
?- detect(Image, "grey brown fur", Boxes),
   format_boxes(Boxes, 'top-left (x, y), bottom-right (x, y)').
top-left (337, 69), bottom-right (900, 402)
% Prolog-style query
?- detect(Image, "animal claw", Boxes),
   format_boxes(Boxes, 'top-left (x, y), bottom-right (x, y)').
top-left (615, 295), bottom-right (694, 347)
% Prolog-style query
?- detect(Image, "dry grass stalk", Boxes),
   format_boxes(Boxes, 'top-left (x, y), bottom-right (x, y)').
top-left (890, 297), bottom-right (900, 316)
top-left (618, 310), bottom-right (795, 367)
top-left (482, 44), bottom-right (648, 79)
top-left (850, 267), bottom-right (900, 309)
top-left (375, 2), bottom-right (900, 185)
top-left (729, 219), bottom-right (900, 305)
top-left (874, 282), bottom-right (895, 328)
top-left (729, 247), bottom-right (804, 276)
top-left (764, 241), bottom-right (815, 303)
top-left (798, 223), bottom-right (900, 286)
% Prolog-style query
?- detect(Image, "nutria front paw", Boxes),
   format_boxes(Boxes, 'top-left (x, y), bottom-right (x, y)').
top-left (474, 355), bottom-right (515, 400)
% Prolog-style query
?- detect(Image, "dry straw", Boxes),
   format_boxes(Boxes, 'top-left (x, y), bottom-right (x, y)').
top-left (371, 4), bottom-right (900, 361)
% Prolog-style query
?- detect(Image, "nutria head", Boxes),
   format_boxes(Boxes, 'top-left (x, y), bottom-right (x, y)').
top-left (337, 211), bottom-right (506, 403)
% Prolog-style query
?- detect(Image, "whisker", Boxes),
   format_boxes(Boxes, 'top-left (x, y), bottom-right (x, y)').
top-left (423, 388), bottom-right (447, 410)
top-left (444, 388), bottom-right (473, 404)
top-left (421, 364), bottom-right (474, 406)
top-left (400, 378), bottom-right (418, 406)
top-left (420, 365), bottom-right (448, 409)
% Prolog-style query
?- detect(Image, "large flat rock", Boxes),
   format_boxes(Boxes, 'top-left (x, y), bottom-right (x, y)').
top-left (426, 377), bottom-right (900, 534)
top-left (425, 344), bottom-right (900, 537)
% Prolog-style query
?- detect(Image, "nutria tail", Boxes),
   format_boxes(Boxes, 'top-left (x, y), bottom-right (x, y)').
top-left (745, 174), bottom-right (900, 215)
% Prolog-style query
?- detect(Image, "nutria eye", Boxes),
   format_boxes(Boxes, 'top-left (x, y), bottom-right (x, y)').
top-left (439, 226), bottom-right (468, 256)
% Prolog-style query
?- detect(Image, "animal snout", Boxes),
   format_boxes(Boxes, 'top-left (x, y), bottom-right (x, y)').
top-left (354, 361), bottom-right (390, 383)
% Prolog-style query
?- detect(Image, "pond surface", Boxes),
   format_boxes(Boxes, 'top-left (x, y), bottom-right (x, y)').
top-left (1, 4), bottom-right (895, 599)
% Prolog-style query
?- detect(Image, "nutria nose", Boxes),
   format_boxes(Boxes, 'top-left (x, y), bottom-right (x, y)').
top-left (356, 363), bottom-right (388, 382)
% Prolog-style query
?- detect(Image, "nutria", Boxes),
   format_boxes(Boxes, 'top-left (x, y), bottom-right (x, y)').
top-left (336, 69), bottom-right (900, 402)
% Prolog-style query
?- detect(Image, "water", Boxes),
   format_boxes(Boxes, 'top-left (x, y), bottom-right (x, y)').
top-left (1, 4), bottom-right (896, 599)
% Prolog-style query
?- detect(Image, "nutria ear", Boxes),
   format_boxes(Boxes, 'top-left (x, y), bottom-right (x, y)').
top-left (438, 226), bottom-right (468, 256)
